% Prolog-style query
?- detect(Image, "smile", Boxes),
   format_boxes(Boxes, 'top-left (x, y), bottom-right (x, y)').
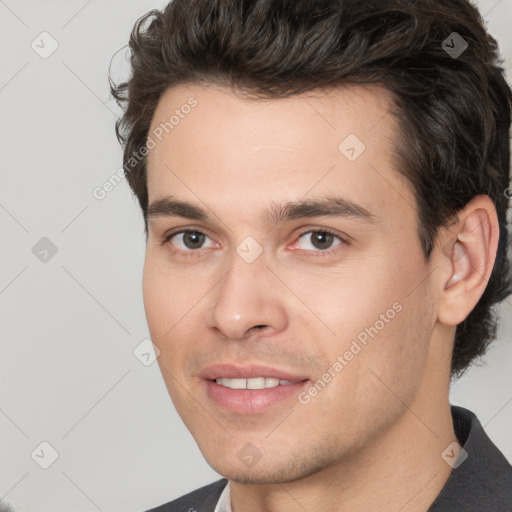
top-left (214, 377), bottom-right (294, 389)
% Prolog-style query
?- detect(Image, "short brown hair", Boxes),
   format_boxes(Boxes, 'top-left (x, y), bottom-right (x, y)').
top-left (110, 0), bottom-right (512, 377)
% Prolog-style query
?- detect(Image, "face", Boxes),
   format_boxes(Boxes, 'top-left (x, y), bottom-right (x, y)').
top-left (143, 83), bottom-right (441, 483)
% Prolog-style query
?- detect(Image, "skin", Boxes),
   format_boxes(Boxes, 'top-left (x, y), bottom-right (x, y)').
top-left (143, 83), bottom-right (499, 512)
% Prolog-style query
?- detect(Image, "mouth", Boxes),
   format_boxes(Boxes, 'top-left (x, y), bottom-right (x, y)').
top-left (200, 363), bottom-right (310, 414)
top-left (200, 363), bottom-right (308, 382)
top-left (214, 377), bottom-right (296, 389)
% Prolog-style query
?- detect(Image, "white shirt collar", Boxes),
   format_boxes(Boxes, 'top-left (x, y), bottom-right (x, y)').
top-left (213, 480), bottom-right (232, 512)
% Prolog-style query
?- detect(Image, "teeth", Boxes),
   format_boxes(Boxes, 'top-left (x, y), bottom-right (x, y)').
top-left (264, 378), bottom-right (279, 388)
top-left (215, 377), bottom-right (294, 389)
top-left (247, 377), bottom-right (266, 389)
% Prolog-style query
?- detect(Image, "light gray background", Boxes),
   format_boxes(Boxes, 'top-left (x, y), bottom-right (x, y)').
top-left (1, 1), bottom-right (511, 511)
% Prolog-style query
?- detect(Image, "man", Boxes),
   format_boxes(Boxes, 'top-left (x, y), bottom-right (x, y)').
top-left (110, 0), bottom-right (512, 510)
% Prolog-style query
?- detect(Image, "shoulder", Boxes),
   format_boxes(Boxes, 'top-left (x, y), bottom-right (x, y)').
top-left (143, 478), bottom-right (228, 512)
top-left (429, 405), bottom-right (512, 511)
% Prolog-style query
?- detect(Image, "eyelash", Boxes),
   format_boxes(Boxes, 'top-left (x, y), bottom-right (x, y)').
top-left (162, 228), bottom-right (348, 258)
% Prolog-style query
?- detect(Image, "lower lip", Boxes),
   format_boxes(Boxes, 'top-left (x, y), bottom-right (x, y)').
top-left (204, 379), bottom-right (310, 414)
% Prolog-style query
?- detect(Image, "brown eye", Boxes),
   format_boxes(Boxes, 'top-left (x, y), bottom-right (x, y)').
top-left (182, 231), bottom-right (205, 249)
top-left (168, 230), bottom-right (214, 251)
top-left (296, 230), bottom-right (343, 252)
top-left (310, 232), bottom-right (335, 250)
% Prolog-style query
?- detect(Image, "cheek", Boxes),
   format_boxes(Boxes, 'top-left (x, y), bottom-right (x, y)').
top-left (142, 253), bottom-right (215, 388)
top-left (143, 263), bottom-right (191, 409)
top-left (142, 256), bottom-right (190, 377)
top-left (343, 270), bottom-right (434, 413)
top-left (289, 248), bottom-right (433, 396)
top-left (276, 254), bottom-right (403, 344)
top-left (142, 253), bottom-right (203, 334)
top-left (142, 258), bottom-right (169, 335)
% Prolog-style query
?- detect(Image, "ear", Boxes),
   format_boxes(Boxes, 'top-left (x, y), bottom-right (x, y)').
top-left (437, 195), bottom-right (500, 326)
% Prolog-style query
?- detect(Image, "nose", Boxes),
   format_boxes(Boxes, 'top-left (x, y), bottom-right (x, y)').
top-left (205, 251), bottom-right (288, 340)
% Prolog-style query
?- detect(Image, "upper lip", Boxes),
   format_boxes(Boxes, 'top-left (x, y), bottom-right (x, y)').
top-left (199, 363), bottom-right (308, 382)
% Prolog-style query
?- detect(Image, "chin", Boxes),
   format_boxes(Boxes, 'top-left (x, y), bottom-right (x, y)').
top-left (204, 450), bottom-right (335, 485)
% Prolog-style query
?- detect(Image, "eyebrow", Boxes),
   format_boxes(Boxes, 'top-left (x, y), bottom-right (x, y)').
top-left (147, 195), bottom-right (377, 225)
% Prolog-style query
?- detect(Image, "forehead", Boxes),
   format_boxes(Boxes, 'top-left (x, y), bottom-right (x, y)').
top-left (145, 82), bottom-right (414, 227)
top-left (147, 82), bottom-right (396, 154)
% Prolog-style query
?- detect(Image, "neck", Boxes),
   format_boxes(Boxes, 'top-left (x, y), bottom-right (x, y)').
top-left (229, 334), bottom-right (457, 512)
